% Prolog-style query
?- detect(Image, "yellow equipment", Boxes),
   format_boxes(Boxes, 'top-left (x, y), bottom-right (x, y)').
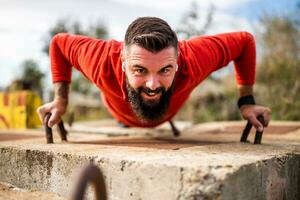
top-left (0, 91), bottom-right (42, 129)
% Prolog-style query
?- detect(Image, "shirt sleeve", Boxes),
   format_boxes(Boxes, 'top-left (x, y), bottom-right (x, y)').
top-left (181, 31), bottom-right (256, 85)
top-left (49, 33), bottom-right (111, 86)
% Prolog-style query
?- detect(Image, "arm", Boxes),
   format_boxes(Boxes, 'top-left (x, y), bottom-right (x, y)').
top-left (37, 82), bottom-right (69, 127)
top-left (183, 32), bottom-right (271, 130)
top-left (37, 33), bottom-right (109, 127)
top-left (238, 85), bottom-right (253, 97)
top-left (233, 36), bottom-right (271, 131)
top-left (183, 31), bottom-right (256, 84)
top-left (54, 81), bottom-right (69, 105)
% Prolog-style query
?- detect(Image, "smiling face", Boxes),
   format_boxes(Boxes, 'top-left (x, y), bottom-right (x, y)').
top-left (123, 44), bottom-right (178, 122)
top-left (123, 17), bottom-right (179, 123)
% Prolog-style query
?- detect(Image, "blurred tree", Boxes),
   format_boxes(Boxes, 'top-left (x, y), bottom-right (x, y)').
top-left (20, 59), bottom-right (44, 89)
top-left (42, 19), bottom-right (108, 95)
top-left (71, 74), bottom-right (95, 95)
top-left (42, 19), bottom-right (69, 55)
top-left (88, 21), bottom-right (109, 39)
top-left (256, 4), bottom-right (300, 120)
top-left (176, 1), bottom-right (215, 39)
top-left (8, 59), bottom-right (45, 97)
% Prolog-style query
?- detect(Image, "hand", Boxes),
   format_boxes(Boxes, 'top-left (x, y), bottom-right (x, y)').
top-left (36, 98), bottom-right (67, 128)
top-left (240, 105), bottom-right (271, 132)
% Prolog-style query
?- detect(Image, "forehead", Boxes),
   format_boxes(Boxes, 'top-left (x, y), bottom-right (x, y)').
top-left (124, 44), bottom-right (177, 66)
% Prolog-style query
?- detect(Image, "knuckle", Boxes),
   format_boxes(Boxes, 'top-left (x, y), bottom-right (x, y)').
top-left (248, 114), bottom-right (256, 120)
top-left (36, 107), bottom-right (42, 113)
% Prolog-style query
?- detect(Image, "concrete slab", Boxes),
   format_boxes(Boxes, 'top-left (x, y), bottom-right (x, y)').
top-left (0, 121), bottom-right (299, 200)
top-left (0, 182), bottom-right (66, 200)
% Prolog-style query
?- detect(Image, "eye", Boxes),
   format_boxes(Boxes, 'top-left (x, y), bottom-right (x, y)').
top-left (159, 67), bottom-right (171, 74)
top-left (133, 67), bottom-right (146, 75)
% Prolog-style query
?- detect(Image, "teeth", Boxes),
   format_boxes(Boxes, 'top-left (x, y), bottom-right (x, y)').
top-left (145, 91), bottom-right (156, 96)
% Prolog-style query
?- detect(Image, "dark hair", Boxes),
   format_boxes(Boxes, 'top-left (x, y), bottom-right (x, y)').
top-left (124, 17), bottom-right (178, 54)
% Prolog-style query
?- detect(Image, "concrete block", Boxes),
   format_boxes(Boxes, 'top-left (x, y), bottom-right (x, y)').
top-left (0, 121), bottom-right (299, 199)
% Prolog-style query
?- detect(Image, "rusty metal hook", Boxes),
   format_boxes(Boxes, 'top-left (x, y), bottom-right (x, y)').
top-left (72, 163), bottom-right (107, 200)
top-left (240, 115), bottom-right (265, 144)
top-left (169, 120), bottom-right (180, 137)
top-left (43, 112), bottom-right (68, 144)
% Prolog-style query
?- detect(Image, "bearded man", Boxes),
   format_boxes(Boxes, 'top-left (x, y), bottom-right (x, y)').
top-left (37, 17), bottom-right (271, 133)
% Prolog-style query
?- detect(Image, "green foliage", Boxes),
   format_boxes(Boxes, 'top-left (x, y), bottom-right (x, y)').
top-left (63, 106), bottom-right (111, 123)
top-left (256, 8), bottom-right (300, 120)
top-left (9, 59), bottom-right (44, 96)
top-left (20, 59), bottom-right (45, 87)
top-left (174, 1), bottom-right (241, 123)
top-left (71, 71), bottom-right (99, 95)
top-left (175, 83), bottom-right (240, 123)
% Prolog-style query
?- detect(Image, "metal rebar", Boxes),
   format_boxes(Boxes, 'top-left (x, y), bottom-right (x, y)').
top-left (44, 113), bottom-right (53, 144)
top-left (57, 120), bottom-right (68, 142)
top-left (169, 120), bottom-right (180, 137)
top-left (72, 163), bottom-right (107, 200)
top-left (240, 121), bottom-right (252, 143)
top-left (44, 112), bottom-right (68, 144)
top-left (240, 115), bottom-right (265, 144)
top-left (254, 130), bottom-right (263, 144)
top-left (254, 115), bottom-right (265, 144)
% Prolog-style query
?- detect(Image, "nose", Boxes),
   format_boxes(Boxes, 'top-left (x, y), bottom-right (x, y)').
top-left (145, 75), bottom-right (161, 90)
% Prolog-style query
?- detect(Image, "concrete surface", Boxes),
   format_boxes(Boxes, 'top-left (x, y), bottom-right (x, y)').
top-left (0, 182), bottom-right (66, 200)
top-left (0, 120), bottom-right (299, 200)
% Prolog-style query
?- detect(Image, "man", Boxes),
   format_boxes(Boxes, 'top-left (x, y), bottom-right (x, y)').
top-left (37, 17), bottom-right (271, 133)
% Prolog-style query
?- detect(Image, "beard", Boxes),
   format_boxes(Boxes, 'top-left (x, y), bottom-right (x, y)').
top-left (126, 78), bottom-right (174, 123)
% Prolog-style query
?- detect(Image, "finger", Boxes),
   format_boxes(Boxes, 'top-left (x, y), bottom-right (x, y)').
top-left (36, 106), bottom-right (47, 123)
top-left (248, 115), bottom-right (264, 132)
top-left (262, 108), bottom-right (271, 127)
top-left (48, 111), bottom-right (61, 128)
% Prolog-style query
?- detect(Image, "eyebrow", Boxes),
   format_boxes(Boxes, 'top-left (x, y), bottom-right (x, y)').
top-left (132, 64), bottom-right (146, 69)
top-left (161, 65), bottom-right (173, 69)
top-left (131, 64), bottom-right (173, 70)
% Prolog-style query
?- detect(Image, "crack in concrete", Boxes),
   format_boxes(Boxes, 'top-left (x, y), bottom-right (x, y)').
top-left (177, 167), bottom-right (184, 200)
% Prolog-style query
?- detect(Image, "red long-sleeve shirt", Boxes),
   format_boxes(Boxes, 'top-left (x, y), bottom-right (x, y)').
top-left (50, 32), bottom-right (256, 127)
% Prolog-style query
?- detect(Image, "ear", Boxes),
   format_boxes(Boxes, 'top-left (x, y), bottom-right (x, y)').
top-left (121, 48), bottom-right (125, 72)
top-left (175, 64), bottom-right (178, 72)
top-left (122, 62), bottom-right (125, 72)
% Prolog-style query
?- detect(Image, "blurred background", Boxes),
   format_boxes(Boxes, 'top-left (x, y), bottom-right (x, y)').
top-left (0, 0), bottom-right (299, 128)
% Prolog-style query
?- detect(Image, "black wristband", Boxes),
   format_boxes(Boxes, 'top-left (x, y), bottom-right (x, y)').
top-left (238, 95), bottom-right (255, 108)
